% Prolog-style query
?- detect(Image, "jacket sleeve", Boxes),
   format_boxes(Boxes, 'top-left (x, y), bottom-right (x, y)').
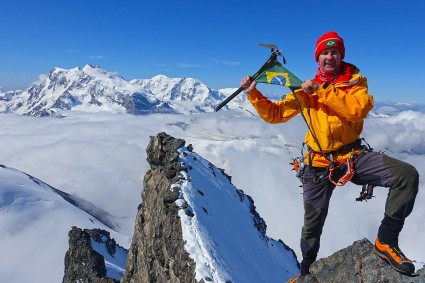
top-left (315, 76), bottom-right (374, 122)
top-left (247, 89), bottom-right (305, 124)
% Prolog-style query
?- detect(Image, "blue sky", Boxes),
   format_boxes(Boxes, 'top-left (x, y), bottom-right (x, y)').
top-left (1, 0), bottom-right (424, 103)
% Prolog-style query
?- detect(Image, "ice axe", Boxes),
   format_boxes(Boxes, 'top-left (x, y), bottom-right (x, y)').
top-left (214, 43), bottom-right (286, 112)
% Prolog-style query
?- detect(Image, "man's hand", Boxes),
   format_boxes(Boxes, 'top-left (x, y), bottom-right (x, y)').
top-left (301, 79), bottom-right (320, 95)
top-left (240, 75), bottom-right (257, 94)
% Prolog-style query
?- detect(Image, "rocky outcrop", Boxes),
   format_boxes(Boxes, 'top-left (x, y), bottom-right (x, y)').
top-left (296, 238), bottom-right (425, 283)
top-left (63, 226), bottom-right (123, 283)
top-left (121, 132), bottom-right (197, 283)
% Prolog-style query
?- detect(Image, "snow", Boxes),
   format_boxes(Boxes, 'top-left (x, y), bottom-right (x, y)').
top-left (90, 235), bottom-right (127, 280)
top-left (0, 104), bottom-right (424, 282)
top-left (175, 149), bottom-right (299, 282)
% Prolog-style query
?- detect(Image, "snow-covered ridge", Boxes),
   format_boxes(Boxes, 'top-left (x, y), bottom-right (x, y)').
top-left (173, 147), bottom-right (299, 282)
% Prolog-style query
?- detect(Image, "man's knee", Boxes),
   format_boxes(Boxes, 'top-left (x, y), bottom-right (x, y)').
top-left (385, 156), bottom-right (419, 191)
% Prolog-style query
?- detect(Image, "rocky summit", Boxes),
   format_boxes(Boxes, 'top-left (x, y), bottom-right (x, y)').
top-left (63, 226), bottom-right (127, 283)
top-left (296, 238), bottom-right (425, 283)
top-left (121, 132), bottom-right (300, 282)
top-left (121, 132), bottom-right (196, 283)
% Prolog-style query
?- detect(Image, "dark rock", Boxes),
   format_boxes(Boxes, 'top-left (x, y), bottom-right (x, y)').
top-left (121, 132), bottom-right (197, 283)
top-left (296, 238), bottom-right (425, 283)
top-left (246, 195), bottom-right (267, 238)
top-left (122, 93), bottom-right (174, 115)
top-left (146, 132), bottom-right (185, 174)
top-left (63, 226), bottom-right (119, 283)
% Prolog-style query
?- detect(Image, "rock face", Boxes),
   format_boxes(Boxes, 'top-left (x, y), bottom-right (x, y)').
top-left (121, 132), bottom-right (197, 283)
top-left (297, 238), bottom-right (425, 283)
top-left (63, 226), bottom-right (121, 283)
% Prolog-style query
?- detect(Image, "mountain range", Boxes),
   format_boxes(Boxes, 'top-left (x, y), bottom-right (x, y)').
top-left (0, 65), bottom-right (247, 117)
top-left (2, 64), bottom-right (422, 117)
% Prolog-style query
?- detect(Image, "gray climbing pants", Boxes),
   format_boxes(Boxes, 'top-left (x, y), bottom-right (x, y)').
top-left (299, 150), bottom-right (419, 265)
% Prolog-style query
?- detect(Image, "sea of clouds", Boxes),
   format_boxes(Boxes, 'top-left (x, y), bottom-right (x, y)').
top-left (0, 106), bottom-right (424, 279)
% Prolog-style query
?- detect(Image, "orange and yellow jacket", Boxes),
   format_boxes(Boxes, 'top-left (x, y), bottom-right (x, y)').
top-left (247, 64), bottom-right (374, 167)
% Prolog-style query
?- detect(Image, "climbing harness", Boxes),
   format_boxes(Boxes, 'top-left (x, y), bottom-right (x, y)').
top-left (291, 138), bottom-right (376, 201)
top-left (290, 88), bottom-right (376, 201)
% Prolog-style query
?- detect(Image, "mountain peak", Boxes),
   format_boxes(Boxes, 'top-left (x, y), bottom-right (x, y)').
top-left (84, 64), bottom-right (101, 69)
top-left (297, 238), bottom-right (424, 282)
top-left (122, 132), bottom-right (300, 282)
top-left (81, 64), bottom-right (122, 79)
top-left (151, 74), bottom-right (170, 80)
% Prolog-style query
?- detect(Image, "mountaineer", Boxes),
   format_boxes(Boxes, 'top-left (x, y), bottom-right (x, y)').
top-left (240, 31), bottom-right (419, 281)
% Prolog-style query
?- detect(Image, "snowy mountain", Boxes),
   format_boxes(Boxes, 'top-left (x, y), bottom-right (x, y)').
top-left (131, 75), bottom-right (224, 108)
top-left (372, 100), bottom-right (425, 116)
top-left (0, 65), bottom-right (176, 117)
top-left (0, 65), bottom-right (248, 117)
top-left (1, 64), bottom-right (424, 117)
top-left (0, 163), bottom-right (128, 283)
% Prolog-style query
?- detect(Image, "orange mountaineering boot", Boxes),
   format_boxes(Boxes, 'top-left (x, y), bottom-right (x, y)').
top-left (373, 236), bottom-right (415, 275)
top-left (287, 274), bottom-right (300, 283)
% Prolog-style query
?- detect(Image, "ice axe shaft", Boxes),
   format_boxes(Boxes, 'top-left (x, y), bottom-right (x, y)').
top-left (214, 45), bottom-right (282, 112)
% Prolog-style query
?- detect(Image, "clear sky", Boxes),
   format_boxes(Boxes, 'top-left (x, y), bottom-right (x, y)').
top-left (1, 0), bottom-right (424, 102)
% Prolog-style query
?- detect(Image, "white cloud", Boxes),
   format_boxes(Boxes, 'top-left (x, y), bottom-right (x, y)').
top-left (176, 63), bottom-right (201, 68)
top-left (88, 55), bottom-right (106, 59)
top-left (31, 74), bottom-right (48, 86)
top-left (212, 58), bottom-right (240, 66)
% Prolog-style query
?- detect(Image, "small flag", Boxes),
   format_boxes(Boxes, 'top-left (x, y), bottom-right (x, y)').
top-left (255, 60), bottom-right (303, 91)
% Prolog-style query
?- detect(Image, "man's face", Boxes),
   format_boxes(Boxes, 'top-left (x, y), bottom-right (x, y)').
top-left (318, 48), bottom-right (342, 73)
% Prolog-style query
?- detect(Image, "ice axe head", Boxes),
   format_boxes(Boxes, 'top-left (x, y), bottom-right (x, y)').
top-left (257, 43), bottom-right (286, 64)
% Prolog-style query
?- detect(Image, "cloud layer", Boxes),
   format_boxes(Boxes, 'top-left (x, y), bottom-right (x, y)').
top-left (0, 108), bottom-right (424, 269)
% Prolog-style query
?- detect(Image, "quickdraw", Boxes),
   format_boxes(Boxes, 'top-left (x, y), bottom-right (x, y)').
top-left (327, 149), bottom-right (356, 187)
top-left (290, 156), bottom-right (305, 178)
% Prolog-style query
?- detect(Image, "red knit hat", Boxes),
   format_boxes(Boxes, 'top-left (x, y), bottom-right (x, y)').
top-left (314, 31), bottom-right (345, 61)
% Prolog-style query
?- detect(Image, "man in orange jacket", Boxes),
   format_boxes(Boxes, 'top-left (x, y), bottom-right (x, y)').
top-left (241, 31), bottom-right (419, 279)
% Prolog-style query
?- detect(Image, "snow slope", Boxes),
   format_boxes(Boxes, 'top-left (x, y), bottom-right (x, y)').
top-left (0, 164), bottom-right (128, 283)
top-left (174, 148), bottom-right (299, 282)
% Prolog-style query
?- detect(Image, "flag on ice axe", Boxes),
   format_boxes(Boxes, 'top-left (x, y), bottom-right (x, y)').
top-left (214, 43), bottom-right (303, 112)
top-left (254, 60), bottom-right (303, 92)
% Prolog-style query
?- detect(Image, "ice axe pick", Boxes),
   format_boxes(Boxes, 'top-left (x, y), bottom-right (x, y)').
top-left (214, 43), bottom-right (286, 112)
